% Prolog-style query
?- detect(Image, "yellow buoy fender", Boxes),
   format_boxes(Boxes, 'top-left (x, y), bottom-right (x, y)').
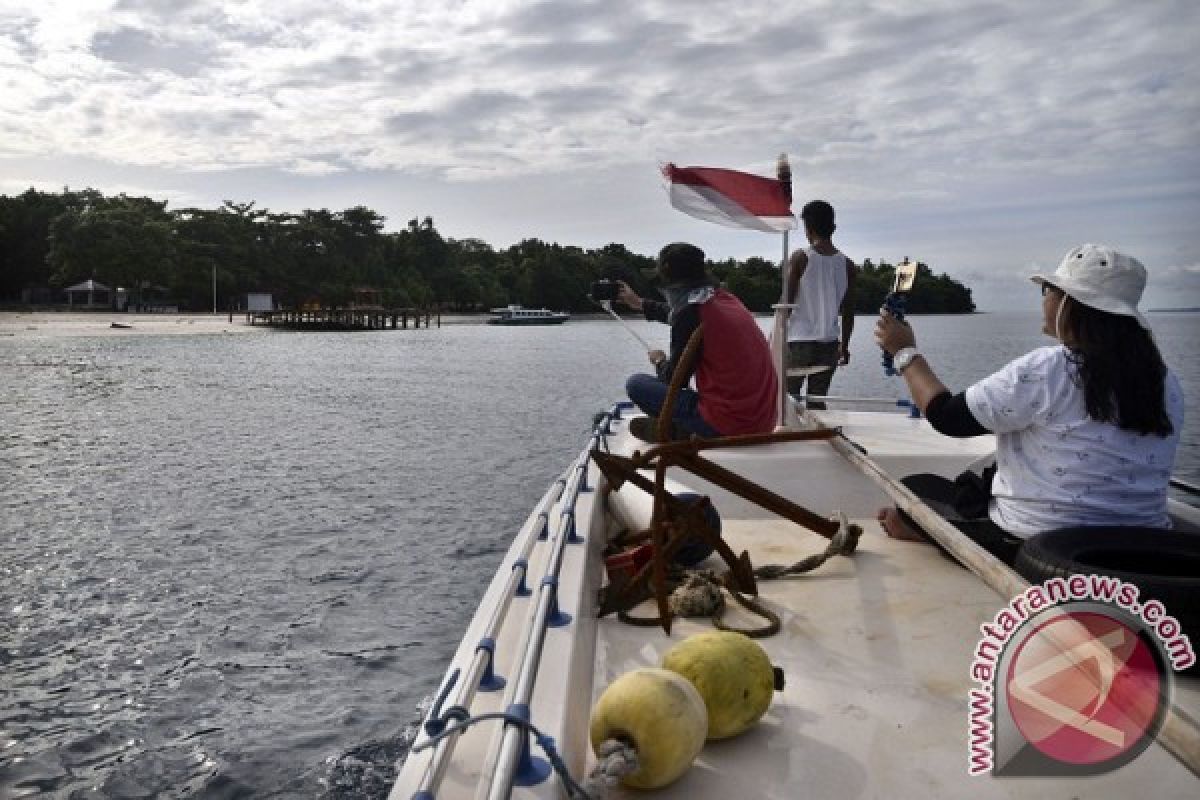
top-left (661, 631), bottom-right (776, 739)
top-left (588, 667), bottom-right (708, 789)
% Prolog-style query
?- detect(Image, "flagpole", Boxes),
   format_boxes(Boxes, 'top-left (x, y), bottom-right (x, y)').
top-left (774, 153), bottom-right (793, 428)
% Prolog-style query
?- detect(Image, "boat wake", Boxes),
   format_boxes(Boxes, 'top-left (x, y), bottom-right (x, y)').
top-left (321, 696), bottom-right (430, 800)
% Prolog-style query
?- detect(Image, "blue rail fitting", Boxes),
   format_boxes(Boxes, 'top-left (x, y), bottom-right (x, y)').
top-left (476, 637), bottom-right (506, 692)
top-left (887, 398), bottom-right (921, 419)
top-left (562, 511), bottom-right (583, 544)
top-left (507, 703), bottom-right (553, 786)
top-left (577, 461), bottom-right (592, 493)
top-left (511, 559), bottom-right (531, 597)
top-left (411, 791), bottom-right (435, 800)
top-left (541, 576), bottom-right (573, 627)
top-left (535, 511), bottom-right (551, 541)
top-left (612, 400), bottom-right (634, 419)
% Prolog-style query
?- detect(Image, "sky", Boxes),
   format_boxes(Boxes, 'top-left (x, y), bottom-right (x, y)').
top-left (1, 0), bottom-right (1198, 310)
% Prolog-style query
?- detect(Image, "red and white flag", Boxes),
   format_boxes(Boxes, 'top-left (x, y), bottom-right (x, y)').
top-left (662, 163), bottom-right (796, 233)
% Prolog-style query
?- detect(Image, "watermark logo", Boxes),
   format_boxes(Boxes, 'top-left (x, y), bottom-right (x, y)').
top-left (1006, 610), bottom-right (1163, 769)
top-left (968, 575), bottom-right (1193, 776)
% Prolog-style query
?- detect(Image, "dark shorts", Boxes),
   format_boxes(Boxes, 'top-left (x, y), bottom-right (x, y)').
top-left (898, 470), bottom-right (1023, 566)
top-left (786, 340), bottom-right (839, 409)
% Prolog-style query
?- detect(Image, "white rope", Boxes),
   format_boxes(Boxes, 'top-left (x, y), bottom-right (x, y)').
top-left (582, 738), bottom-right (640, 798)
top-left (668, 570), bottom-right (726, 617)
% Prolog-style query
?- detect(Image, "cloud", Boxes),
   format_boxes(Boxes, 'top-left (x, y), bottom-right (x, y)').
top-left (0, 176), bottom-right (68, 195)
top-left (161, 109), bottom-right (265, 138)
top-left (0, 0), bottom-right (1196, 309)
top-left (0, 173), bottom-right (201, 208)
top-left (5, 0), bottom-right (1197, 181)
top-left (91, 26), bottom-right (216, 77)
top-left (1158, 263), bottom-right (1200, 282)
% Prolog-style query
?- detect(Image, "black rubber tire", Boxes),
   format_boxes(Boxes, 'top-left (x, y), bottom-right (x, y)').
top-left (1014, 527), bottom-right (1200, 667)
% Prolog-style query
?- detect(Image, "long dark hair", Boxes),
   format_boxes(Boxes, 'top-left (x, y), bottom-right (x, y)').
top-left (1060, 297), bottom-right (1173, 435)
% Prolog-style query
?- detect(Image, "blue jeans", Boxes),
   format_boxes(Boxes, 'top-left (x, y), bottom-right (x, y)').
top-left (625, 373), bottom-right (721, 437)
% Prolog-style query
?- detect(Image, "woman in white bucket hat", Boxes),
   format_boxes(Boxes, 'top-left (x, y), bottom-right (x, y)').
top-left (872, 243), bottom-right (1183, 565)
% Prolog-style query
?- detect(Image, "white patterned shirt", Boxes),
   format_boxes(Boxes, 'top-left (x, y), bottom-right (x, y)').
top-left (964, 345), bottom-right (1184, 537)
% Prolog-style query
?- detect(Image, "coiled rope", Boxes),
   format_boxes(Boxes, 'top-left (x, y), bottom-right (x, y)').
top-left (616, 511), bottom-right (862, 637)
top-left (753, 510), bottom-right (863, 580)
top-left (617, 567), bottom-right (781, 637)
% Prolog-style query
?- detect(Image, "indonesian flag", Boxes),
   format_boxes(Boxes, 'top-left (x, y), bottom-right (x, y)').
top-left (662, 163), bottom-right (796, 233)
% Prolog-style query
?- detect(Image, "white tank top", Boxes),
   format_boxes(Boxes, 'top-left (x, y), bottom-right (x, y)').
top-left (787, 248), bottom-right (848, 342)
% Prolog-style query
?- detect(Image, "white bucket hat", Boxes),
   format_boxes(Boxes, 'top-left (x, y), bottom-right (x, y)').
top-left (1030, 243), bottom-right (1149, 329)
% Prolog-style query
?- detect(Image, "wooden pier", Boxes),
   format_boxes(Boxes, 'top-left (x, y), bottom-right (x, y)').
top-left (246, 308), bottom-right (439, 331)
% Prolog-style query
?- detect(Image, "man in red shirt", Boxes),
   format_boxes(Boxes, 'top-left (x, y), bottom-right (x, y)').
top-left (617, 242), bottom-right (778, 441)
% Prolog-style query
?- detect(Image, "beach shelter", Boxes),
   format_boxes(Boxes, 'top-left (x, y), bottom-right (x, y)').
top-left (65, 279), bottom-right (111, 308)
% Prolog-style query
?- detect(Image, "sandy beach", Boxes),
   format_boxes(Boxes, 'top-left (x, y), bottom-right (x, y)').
top-left (0, 311), bottom-right (591, 337)
top-left (0, 311), bottom-right (265, 338)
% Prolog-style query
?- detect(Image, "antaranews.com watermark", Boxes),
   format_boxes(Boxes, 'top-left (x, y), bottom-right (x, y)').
top-left (968, 574), bottom-right (1194, 777)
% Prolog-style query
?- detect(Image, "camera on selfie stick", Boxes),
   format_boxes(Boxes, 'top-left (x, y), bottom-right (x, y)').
top-left (590, 279), bottom-right (619, 304)
top-left (589, 279), bottom-right (653, 351)
top-left (882, 257), bottom-right (918, 376)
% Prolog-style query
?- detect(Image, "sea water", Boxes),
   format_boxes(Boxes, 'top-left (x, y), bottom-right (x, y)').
top-left (1, 311), bottom-right (1196, 798)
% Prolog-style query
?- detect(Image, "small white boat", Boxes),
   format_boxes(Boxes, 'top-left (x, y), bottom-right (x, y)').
top-left (488, 306), bottom-right (570, 326)
top-left (390, 403), bottom-right (1200, 799)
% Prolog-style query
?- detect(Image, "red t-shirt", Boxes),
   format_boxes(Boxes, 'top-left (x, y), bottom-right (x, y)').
top-left (696, 290), bottom-right (778, 434)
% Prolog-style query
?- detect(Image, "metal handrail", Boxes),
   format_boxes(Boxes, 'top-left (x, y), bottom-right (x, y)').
top-left (801, 394), bottom-right (913, 406)
top-left (411, 473), bottom-right (569, 797)
top-left (485, 440), bottom-right (594, 800)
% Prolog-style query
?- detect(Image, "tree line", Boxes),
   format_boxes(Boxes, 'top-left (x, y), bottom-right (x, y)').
top-left (0, 188), bottom-right (975, 313)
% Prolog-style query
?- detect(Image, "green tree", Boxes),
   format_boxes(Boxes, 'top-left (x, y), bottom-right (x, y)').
top-left (3, 188), bottom-right (978, 315)
top-left (0, 188), bottom-right (74, 300)
top-left (852, 259), bottom-right (975, 314)
top-left (47, 194), bottom-right (174, 300)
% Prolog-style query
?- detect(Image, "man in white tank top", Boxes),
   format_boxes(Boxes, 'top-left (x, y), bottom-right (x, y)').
top-left (785, 200), bottom-right (857, 409)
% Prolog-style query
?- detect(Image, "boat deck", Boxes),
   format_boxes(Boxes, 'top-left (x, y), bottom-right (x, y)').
top-left (590, 411), bottom-right (1199, 798)
top-left (596, 523), bottom-right (1200, 798)
top-left (390, 409), bottom-right (1199, 799)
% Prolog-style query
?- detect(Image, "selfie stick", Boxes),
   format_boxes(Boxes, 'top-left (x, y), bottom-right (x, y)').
top-left (597, 300), bottom-right (653, 351)
top-left (881, 257), bottom-right (918, 375)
